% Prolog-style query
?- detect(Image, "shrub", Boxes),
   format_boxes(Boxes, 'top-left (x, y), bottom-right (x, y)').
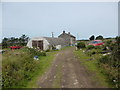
top-left (77, 42), bottom-right (86, 49)
top-left (98, 54), bottom-right (119, 87)
top-left (109, 43), bottom-right (116, 51)
top-left (86, 49), bottom-right (102, 56)
top-left (98, 36), bottom-right (120, 88)
top-left (38, 52), bottom-right (46, 56)
top-left (24, 47), bottom-right (46, 56)
top-left (2, 47), bottom-right (46, 88)
top-left (45, 49), bottom-right (50, 52)
top-left (89, 35), bottom-right (95, 40)
top-left (104, 40), bottom-right (115, 51)
top-left (105, 40), bottom-right (112, 46)
top-left (96, 35), bottom-right (103, 40)
top-left (116, 36), bottom-right (120, 45)
top-left (99, 55), bottom-right (110, 64)
top-left (95, 46), bottom-right (101, 49)
top-left (101, 45), bottom-right (107, 51)
top-left (86, 45), bottom-right (95, 50)
top-left (86, 50), bottom-right (96, 56)
top-left (52, 46), bottom-right (56, 50)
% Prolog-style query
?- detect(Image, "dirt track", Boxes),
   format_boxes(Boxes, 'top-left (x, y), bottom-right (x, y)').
top-left (37, 47), bottom-right (105, 88)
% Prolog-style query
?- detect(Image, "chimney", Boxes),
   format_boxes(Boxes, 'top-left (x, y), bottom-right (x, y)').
top-left (68, 32), bottom-right (70, 34)
top-left (63, 31), bottom-right (65, 34)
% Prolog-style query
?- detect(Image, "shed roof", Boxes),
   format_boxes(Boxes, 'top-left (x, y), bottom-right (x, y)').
top-left (44, 37), bottom-right (68, 46)
top-left (66, 33), bottom-right (76, 38)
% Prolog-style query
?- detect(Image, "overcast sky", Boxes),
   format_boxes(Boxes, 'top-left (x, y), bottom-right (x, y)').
top-left (1, 2), bottom-right (118, 40)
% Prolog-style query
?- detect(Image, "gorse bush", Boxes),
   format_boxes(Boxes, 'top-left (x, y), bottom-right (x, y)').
top-left (86, 49), bottom-right (96, 56)
top-left (77, 42), bottom-right (86, 49)
top-left (98, 54), bottom-right (119, 88)
top-left (2, 47), bottom-right (46, 88)
top-left (94, 46), bottom-right (101, 49)
top-left (86, 49), bottom-right (102, 56)
top-left (98, 36), bottom-right (120, 88)
top-left (99, 55), bottom-right (110, 64)
top-left (105, 40), bottom-right (112, 46)
top-left (26, 48), bottom-right (46, 56)
top-left (86, 45), bottom-right (95, 50)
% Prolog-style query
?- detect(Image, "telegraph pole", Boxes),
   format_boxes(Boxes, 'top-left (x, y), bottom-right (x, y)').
top-left (52, 32), bottom-right (54, 38)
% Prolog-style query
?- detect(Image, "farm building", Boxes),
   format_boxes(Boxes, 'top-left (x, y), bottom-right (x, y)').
top-left (27, 37), bottom-right (68, 50)
top-left (58, 31), bottom-right (76, 46)
top-left (27, 31), bottom-right (76, 50)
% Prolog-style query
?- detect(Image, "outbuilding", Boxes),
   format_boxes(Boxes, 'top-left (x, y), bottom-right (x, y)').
top-left (27, 37), bottom-right (68, 51)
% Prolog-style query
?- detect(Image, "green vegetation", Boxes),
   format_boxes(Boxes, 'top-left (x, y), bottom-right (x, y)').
top-left (75, 36), bottom-right (120, 88)
top-left (2, 34), bottom-right (29, 49)
top-left (94, 46), bottom-right (102, 49)
top-left (86, 45), bottom-right (95, 50)
top-left (27, 46), bottom-right (70, 88)
top-left (75, 49), bottom-right (110, 87)
top-left (98, 36), bottom-right (120, 88)
top-left (76, 42), bottom-right (86, 49)
top-left (2, 47), bottom-right (56, 88)
top-left (89, 35), bottom-right (95, 40)
top-left (85, 49), bottom-right (101, 56)
top-left (96, 35), bottom-right (103, 40)
top-left (26, 51), bottom-right (57, 88)
top-left (85, 45), bottom-right (102, 56)
top-left (89, 35), bottom-right (104, 40)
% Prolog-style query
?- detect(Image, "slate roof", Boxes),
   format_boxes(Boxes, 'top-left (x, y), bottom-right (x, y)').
top-left (44, 37), bottom-right (68, 46)
top-left (58, 33), bottom-right (76, 38)
top-left (66, 33), bottom-right (76, 38)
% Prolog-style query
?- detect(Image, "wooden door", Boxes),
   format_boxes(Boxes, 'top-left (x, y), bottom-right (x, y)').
top-left (38, 40), bottom-right (43, 50)
top-left (32, 40), bottom-right (37, 48)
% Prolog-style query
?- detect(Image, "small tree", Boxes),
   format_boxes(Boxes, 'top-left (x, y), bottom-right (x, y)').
top-left (2, 38), bottom-right (8, 48)
top-left (96, 35), bottom-right (103, 40)
top-left (19, 34), bottom-right (29, 46)
top-left (89, 35), bottom-right (95, 40)
top-left (2, 34), bottom-right (29, 49)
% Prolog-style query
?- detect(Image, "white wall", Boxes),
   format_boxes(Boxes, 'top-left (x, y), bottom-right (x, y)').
top-left (26, 37), bottom-right (50, 50)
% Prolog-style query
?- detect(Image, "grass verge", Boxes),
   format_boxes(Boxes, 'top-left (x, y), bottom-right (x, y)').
top-left (26, 51), bottom-right (58, 88)
top-left (26, 46), bottom-right (70, 88)
top-left (74, 49), bottom-right (112, 88)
